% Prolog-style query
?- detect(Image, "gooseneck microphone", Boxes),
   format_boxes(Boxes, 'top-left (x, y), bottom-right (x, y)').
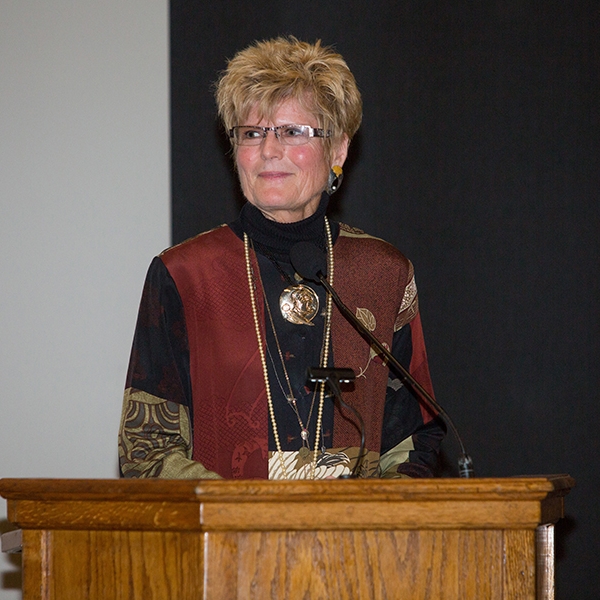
top-left (290, 241), bottom-right (474, 478)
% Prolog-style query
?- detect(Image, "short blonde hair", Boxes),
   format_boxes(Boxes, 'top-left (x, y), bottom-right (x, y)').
top-left (214, 37), bottom-right (362, 156)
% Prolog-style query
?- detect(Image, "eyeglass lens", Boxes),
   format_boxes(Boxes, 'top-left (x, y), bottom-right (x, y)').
top-left (232, 125), bottom-right (321, 146)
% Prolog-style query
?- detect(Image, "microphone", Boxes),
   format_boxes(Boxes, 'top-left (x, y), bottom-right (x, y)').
top-left (291, 241), bottom-right (474, 478)
top-left (290, 241), bottom-right (327, 282)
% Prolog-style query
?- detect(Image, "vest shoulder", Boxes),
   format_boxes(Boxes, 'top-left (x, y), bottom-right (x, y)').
top-left (337, 222), bottom-right (409, 265)
top-left (160, 225), bottom-right (239, 263)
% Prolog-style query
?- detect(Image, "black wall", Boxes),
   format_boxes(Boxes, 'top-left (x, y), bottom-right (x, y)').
top-left (170, 2), bottom-right (599, 597)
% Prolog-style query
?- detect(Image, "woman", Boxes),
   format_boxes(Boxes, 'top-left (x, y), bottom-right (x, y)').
top-left (119, 37), bottom-right (445, 480)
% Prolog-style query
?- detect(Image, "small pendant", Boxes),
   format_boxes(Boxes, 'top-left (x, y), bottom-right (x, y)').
top-left (279, 284), bottom-right (319, 325)
top-left (300, 428), bottom-right (309, 441)
top-left (298, 447), bottom-right (311, 461)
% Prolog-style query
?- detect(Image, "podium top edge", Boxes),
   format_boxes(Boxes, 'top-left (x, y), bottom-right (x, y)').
top-left (0, 475), bottom-right (575, 503)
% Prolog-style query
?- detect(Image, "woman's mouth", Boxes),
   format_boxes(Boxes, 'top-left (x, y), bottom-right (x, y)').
top-left (259, 171), bottom-right (290, 180)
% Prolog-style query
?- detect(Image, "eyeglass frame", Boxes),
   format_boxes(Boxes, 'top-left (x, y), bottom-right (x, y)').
top-left (228, 124), bottom-right (332, 146)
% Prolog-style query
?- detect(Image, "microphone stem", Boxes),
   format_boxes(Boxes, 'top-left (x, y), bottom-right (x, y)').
top-left (318, 274), bottom-right (474, 478)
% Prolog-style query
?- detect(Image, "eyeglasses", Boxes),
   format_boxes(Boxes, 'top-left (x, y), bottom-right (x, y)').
top-left (229, 124), bottom-right (331, 146)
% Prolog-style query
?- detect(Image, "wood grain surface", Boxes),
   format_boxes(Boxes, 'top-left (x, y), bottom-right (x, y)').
top-left (0, 476), bottom-right (574, 599)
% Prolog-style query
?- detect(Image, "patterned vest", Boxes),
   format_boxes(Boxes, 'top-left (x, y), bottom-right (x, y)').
top-left (161, 224), bottom-right (426, 478)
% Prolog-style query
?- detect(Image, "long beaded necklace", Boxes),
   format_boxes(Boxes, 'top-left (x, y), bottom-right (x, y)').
top-left (258, 257), bottom-right (320, 451)
top-left (244, 217), bottom-right (334, 479)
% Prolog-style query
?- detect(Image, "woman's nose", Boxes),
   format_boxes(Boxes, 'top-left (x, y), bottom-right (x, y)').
top-left (260, 129), bottom-right (284, 159)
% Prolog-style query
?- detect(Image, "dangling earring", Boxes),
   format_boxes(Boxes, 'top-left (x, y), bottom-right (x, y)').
top-left (326, 165), bottom-right (344, 195)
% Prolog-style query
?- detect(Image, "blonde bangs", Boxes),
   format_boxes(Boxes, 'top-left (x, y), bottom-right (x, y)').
top-left (215, 36), bottom-right (362, 155)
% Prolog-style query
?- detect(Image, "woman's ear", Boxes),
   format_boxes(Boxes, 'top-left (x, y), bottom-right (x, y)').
top-left (331, 134), bottom-right (349, 168)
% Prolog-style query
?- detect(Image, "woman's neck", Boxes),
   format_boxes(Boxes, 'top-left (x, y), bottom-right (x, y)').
top-left (230, 193), bottom-right (336, 262)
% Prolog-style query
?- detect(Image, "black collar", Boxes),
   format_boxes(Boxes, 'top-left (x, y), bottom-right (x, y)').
top-left (229, 193), bottom-right (338, 263)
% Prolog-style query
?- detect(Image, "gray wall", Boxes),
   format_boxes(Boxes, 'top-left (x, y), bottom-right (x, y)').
top-left (0, 2), bottom-right (169, 597)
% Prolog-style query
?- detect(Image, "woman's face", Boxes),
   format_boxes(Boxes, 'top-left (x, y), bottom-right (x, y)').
top-left (235, 98), bottom-right (348, 223)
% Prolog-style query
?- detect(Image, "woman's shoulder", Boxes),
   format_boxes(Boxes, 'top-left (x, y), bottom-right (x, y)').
top-left (159, 224), bottom-right (241, 265)
top-left (336, 222), bottom-right (409, 266)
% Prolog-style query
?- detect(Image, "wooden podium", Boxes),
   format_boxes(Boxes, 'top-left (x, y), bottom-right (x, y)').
top-left (0, 475), bottom-right (573, 599)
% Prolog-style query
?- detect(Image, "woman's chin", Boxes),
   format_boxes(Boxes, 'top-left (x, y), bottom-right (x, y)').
top-left (253, 203), bottom-right (318, 223)
top-left (248, 191), bottom-right (322, 221)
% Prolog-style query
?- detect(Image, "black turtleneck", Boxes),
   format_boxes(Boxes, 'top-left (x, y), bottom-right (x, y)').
top-left (229, 192), bottom-right (339, 263)
top-left (228, 193), bottom-right (337, 453)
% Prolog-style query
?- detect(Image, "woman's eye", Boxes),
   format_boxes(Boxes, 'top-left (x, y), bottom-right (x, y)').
top-left (282, 126), bottom-right (304, 138)
top-left (243, 128), bottom-right (262, 139)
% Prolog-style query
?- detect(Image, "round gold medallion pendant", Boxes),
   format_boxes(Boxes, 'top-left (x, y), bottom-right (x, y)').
top-left (279, 284), bottom-right (319, 325)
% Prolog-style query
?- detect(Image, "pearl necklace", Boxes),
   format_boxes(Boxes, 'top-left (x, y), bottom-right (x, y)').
top-left (244, 217), bottom-right (334, 479)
